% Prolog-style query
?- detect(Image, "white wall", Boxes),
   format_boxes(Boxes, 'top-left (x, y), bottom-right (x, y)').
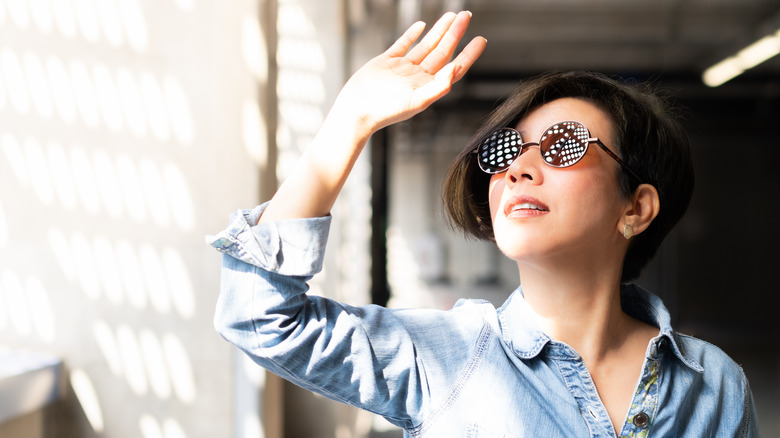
top-left (0, 1), bottom-right (264, 437)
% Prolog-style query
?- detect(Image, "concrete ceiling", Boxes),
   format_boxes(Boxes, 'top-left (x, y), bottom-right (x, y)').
top-left (406, 0), bottom-right (780, 97)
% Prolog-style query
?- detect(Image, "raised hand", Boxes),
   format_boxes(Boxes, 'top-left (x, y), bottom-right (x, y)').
top-left (334, 11), bottom-right (487, 133)
top-left (259, 11), bottom-right (485, 224)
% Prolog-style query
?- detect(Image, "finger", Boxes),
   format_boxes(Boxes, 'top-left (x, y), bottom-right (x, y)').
top-left (450, 36), bottom-right (487, 82)
top-left (418, 11), bottom-right (472, 74)
top-left (385, 20), bottom-right (427, 57)
top-left (404, 12), bottom-right (458, 64)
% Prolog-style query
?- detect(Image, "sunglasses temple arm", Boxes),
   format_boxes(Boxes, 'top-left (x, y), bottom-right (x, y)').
top-left (591, 138), bottom-right (643, 183)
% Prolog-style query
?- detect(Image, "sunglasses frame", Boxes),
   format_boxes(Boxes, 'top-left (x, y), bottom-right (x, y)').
top-left (474, 121), bottom-right (643, 183)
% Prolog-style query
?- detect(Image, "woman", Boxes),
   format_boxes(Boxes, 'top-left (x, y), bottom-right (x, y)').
top-left (210, 11), bottom-right (758, 437)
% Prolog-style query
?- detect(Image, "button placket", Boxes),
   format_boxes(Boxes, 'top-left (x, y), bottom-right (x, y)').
top-left (553, 349), bottom-right (615, 436)
top-left (617, 359), bottom-right (660, 438)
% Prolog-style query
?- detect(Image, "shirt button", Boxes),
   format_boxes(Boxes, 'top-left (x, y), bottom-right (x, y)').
top-left (633, 412), bottom-right (650, 428)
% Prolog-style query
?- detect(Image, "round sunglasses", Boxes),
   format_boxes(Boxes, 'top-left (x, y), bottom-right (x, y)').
top-left (475, 121), bottom-right (642, 182)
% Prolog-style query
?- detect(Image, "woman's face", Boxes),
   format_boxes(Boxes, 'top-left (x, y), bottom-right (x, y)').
top-left (488, 97), bottom-right (630, 265)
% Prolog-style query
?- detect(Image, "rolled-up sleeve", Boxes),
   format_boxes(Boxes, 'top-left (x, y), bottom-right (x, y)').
top-left (207, 203), bottom-right (331, 276)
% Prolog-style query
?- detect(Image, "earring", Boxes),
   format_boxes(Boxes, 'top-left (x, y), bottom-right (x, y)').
top-left (623, 224), bottom-right (634, 240)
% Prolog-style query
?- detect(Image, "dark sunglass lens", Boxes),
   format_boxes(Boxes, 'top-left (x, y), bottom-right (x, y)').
top-left (478, 128), bottom-right (521, 173)
top-left (540, 122), bottom-right (589, 167)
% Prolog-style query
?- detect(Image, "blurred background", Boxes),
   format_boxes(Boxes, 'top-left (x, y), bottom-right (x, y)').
top-left (0, 0), bottom-right (777, 437)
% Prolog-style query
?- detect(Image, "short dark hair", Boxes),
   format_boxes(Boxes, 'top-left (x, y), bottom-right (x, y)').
top-left (442, 71), bottom-right (694, 281)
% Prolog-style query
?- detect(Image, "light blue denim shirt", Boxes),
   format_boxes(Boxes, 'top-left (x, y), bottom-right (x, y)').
top-left (210, 204), bottom-right (759, 437)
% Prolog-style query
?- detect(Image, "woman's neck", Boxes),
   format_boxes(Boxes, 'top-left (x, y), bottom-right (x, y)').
top-left (517, 260), bottom-right (633, 363)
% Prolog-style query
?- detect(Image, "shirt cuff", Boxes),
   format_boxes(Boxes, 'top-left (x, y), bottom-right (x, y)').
top-left (206, 202), bottom-right (332, 277)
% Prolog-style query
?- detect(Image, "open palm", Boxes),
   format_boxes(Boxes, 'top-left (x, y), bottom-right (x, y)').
top-left (335, 11), bottom-right (486, 132)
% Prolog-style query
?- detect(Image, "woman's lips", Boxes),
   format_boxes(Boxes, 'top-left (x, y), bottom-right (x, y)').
top-left (503, 195), bottom-right (549, 218)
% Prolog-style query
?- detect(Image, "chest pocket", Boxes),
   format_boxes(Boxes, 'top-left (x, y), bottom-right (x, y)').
top-left (465, 424), bottom-right (512, 438)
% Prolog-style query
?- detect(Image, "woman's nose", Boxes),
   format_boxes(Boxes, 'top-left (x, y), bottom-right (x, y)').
top-left (505, 144), bottom-right (543, 185)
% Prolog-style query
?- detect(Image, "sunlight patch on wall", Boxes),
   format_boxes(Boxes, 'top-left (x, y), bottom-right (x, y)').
top-left (243, 412), bottom-right (264, 438)
top-left (97, 0), bottom-right (124, 47)
top-left (93, 236), bottom-right (124, 304)
top-left (24, 138), bottom-right (55, 204)
top-left (1, 48), bottom-right (31, 114)
top-left (140, 243), bottom-right (172, 314)
top-left (48, 228), bottom-right (76, 281)
top-left (94, 62), bottom-right (124, 131)
top-left (74, 0), bottom-right (102, 44)
top-left (117, 0), bottom-right (147, 52)
top-left (93, 320), bottom-right (123, 375)
top-left (140, 413), bottom-right (164, 438)
top-left (0, 202), bottom-right (7, 247)
top-left (93, 149), bottom-right (124, 217)
top-left (51, 0), bottom-right (78, 38)
top-left (242, 15), bottom-right (267, 83)
top-left (48, 142), bottom-right (78, 209)
top-left (116, 67), bottom-right (147, 135)
top-left (116, 240), bottom-right (149, 309)
top-left (28, 0), bottom-right (53, 34)
top-left (140, 160), bottom-right (172, 227)
top-left (117, 324), bottom-right (149, 395)
top-left (24, 276), bottom-right (56, 342)
top-left (69, 59), bottom-right (101, 127)
top-left (171, 0), bottom-right (194, 13)
top-left (5, 0), bottom-right (30, 30)
top-left (117, 154), bottom-right (150, 222)
top-left (2, 271), bottom-right (32, 336)
top-left (0, 272), bottom-right (56, 342)
top-left (242, 99), bottom-right (267, 166)
top-left (140, 414), bottom-right (188, 438)
top-left (242, 350), bottom-right (265, 388)
top-left (162, 163), bottom-right (195, 232)
top-left (23, 51), bottom-right (53, 119)
top-left (163, 333), bottom-right (196, 403)
top-left (70, 147), bottom-right (101, 213)
top-left (164, 77), bottom-right (194, 146)
top-left (140, 72), bottom-right (172, 142)
top-left (1, 134), bottom-right (28, 185)
top-left (140, 328), bottom-right (172, 399)
top-left (46, 56), bottom-right (77, 122)
top-left (0, 62), bottom-right (6, 109)
top-left (162, 247), bottom-right (195, 318)
top-left (71, 232), bottom-right (102, 300)
top-left (70, 369), bottom-right (105, 433)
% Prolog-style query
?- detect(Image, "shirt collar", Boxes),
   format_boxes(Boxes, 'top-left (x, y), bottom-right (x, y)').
top-left (497, 284), bottom-right (704, 373)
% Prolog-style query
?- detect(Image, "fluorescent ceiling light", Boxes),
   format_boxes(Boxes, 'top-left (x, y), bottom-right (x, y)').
top-left (702, 29), bottom-right (780, 87)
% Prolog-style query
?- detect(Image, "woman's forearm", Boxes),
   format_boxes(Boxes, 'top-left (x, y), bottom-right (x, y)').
top-left (257, 104), bottom-right (374, 224)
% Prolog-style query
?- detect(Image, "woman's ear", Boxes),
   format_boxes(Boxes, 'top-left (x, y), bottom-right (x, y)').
top-left (621, 184), bottom-right (660, 238)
